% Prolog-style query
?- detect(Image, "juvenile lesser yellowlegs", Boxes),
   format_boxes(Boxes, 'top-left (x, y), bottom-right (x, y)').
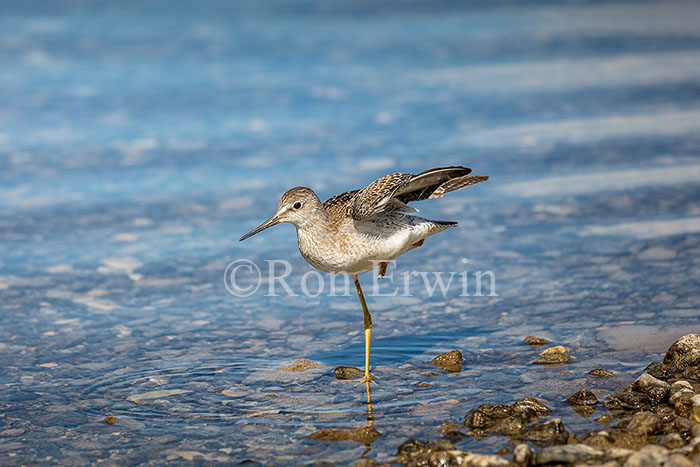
top-left (239, 166), bottom-right (488, 382)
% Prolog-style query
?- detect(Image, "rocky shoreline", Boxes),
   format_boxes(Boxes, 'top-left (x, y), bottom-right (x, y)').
top-left (381, 334), bottom-right (700, 466)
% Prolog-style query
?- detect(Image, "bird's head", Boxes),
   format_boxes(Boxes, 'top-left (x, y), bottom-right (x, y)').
top-left (239, 187), bottom-right (323, 241)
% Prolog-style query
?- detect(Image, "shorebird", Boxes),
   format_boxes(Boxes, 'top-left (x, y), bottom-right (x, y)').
top-left (239, 166), bottom-right (488, 382)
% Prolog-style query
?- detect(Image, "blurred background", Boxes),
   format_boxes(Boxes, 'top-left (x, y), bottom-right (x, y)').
top-left (1, 0), bottom-right (699, 464)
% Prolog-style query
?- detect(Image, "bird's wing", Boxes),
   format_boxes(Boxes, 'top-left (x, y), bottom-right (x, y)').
top-left (323, 189), bottom-right (359, 219)
top-left (351, 172), bottom-right (414, 220)
top-left (395, 166), bottom-right (488, 203)
top-left (327, 166), bottom-right (488, 221)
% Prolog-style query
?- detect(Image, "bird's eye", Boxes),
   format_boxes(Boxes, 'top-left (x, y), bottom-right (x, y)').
top-left (293, 201), bottom-right (302, 209)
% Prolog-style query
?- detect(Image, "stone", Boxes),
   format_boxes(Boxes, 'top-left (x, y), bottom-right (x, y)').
top-left (431, 350), bottom-right (463, 373)
top-left (309, 425), bottom-right (380, 444)
top-left (535, 444), bottom-right (604, 464)
top-left (464, 397), bottom-right (550, 441)
top-left (664, 335), bottom-right (700, 372)
top-left (645, 362), bottom-right (674, 381)
top-left (589, 368), bottom-right (615, 379)
top-left (524, 336), bottom-right (550, 347)
top-left (622, 444), bottom-right (670, 467)
top-left (673, 393), bottom-right (696, 418)
top-left (605, 391), bottom-right (652, 414)
top-left (333, 366), bottom-right (363, 379)
top-left (532, 345), bottom-right (571, 365)
top-left (101, 416), bottom-right (118, 425)
top-left (567, 389), bottom-right (599, 406)
top-left (523, 418), bottom-right (568, 447)
top-left (394, 439), bottom-right (511, 466)
top-left (512, 443), bottom-right (532, 466)
top-left (658, 432), bottom-right (686, 449)
top-left (633, 373), bottom-right (670, 403)
top-left (280, 358), bottom-right (319, 372)
top-left (625, 411), bottom-right (662, 436)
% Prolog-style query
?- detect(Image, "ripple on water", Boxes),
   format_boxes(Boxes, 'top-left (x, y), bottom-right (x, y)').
top-left (80, 355), bottom-right (477, 428)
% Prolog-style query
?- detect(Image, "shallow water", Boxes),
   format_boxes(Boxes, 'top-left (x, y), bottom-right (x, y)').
top-left (1, 0), bottom-right (700, 464)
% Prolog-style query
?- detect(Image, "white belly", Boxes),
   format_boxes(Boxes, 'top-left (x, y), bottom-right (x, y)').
top-left (297, 215), bottom-right (443, 275)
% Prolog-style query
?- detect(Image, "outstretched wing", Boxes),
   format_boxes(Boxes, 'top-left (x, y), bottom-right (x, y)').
top-left (324, 166), bottom-right (488, 221)
top-left (395, 166), bottom-right (488, 203)
top-left (352, 172), bottom-right (414, 220)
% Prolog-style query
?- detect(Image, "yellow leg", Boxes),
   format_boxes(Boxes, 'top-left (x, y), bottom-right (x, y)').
top-left (377, 262), bottom-right (388, 280)
top-left (353, 275), bottom-right (373, 381)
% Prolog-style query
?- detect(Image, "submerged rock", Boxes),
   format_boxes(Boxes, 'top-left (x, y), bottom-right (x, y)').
top-left (431, 350), bottom-right (463, 373)
top-left (280, 358), bottom-right (319, 372)
top-left (102, 416), bottom-right (118, 425)
top-left (531, 345), bottom-right (571, 365)
top-left (589, 368), bottom-right (615, 379)
top-left (333, 366), bottom-right (363, 380)
top-left (309, 425), bottom-right (380, 444)
top-left (524, 336), bottom-right (550, 347)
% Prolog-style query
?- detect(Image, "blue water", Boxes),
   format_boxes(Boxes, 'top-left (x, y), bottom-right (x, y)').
top-left (2, 0), bottom-right (700, 464)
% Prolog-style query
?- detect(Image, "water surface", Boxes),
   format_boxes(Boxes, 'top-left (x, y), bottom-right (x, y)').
top-left (1, 0), bottom-right (700, 464)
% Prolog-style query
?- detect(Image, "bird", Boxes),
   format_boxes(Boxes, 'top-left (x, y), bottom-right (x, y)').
top-left (239, 166), bottom-right (488, 382)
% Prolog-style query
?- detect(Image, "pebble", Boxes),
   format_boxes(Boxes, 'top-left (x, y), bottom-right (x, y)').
top-left (532, 345), bottom-right (571, 365)
top-left (589, 368), bottom-right (615, 378)
top-left (524, 336), bottom-right (550, 347)
top-left (431, 350), bottom-right (463, 373)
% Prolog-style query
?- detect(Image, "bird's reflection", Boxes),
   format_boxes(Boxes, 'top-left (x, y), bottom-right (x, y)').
top-left (308, 381), bottom-right (380, 453)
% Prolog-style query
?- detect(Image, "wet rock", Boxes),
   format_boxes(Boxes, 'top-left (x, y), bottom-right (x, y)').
top-left (625, 411), bottom-right (662, 436)
top-left (101, 416), bottom-right (118, 425)
top-left (589, 368), bottom-right (615, 379)
top-left (531, 345), bottom-right (571, 365)
top-left (523, 418), bottom-right (568, 447)
top-left (512, 443), bottom-right (532, 466)
top-left (281, 358), bottom-right (319, 372)
top-left (605, 391), bottom-right (651, 414)
top-left (524, 336), bottom-right (550, 347)
top-left (633, 373), bottom-right (670, 403)
top-left (431, 350), bottom-right (463, 373)
top-left (333, 366), bottom-right (363, 380)
top-left (394, 439), bottom-right (509, 467)
top-left (511, 397), bottom-right (551, 418)
top-left (669, 381), bottom-right (695, 404)
top-left (534, 444), bottom-right (604, 464)
top-left (439, 422), bottom-right (467, 443)
top-left (645, 362), bottom-right (674, 381)
top-left (673, 393), bottom-right (696, 418)
top-left (464, 404), bottom-right (512, 429)
top-left (567, 389), bottom-right (599, 406)
top-left (309, 425), bottom-right (380, 444)
top-left (464, 397), bottom-right (550, 440)
top-left (663, 334), bottom-right (700, 372)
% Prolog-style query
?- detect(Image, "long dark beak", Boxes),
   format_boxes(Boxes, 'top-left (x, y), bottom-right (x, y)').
top-left (239, 215), bottom-right (280, 241)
